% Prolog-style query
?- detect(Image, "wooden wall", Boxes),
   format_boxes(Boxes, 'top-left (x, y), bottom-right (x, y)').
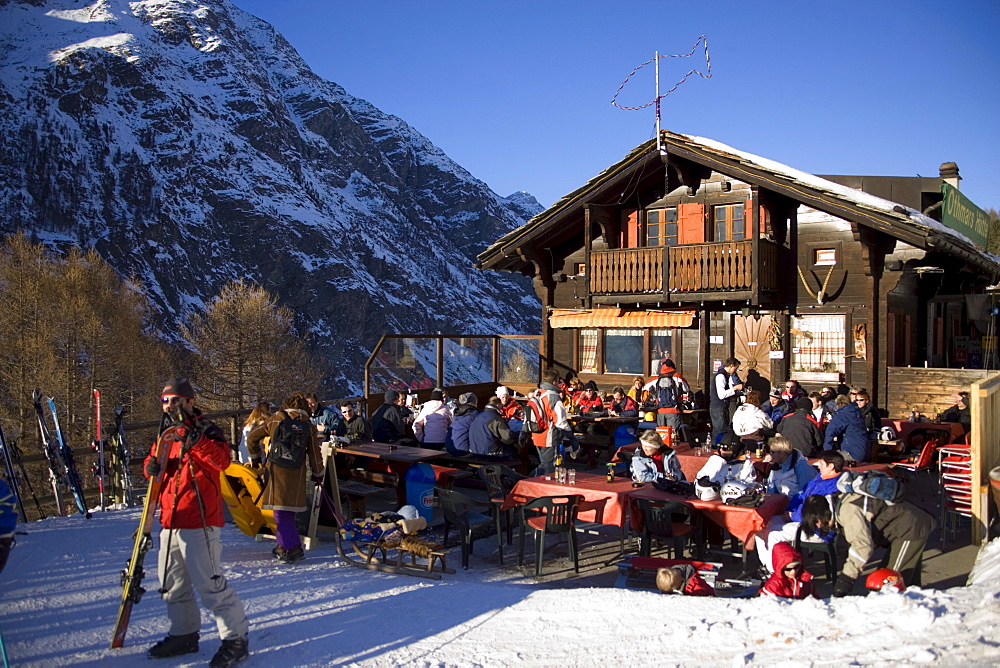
top-left (884, 366), bottom-right (992, 419)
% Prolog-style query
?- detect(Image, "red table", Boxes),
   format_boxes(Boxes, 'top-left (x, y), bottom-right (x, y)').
top-left (626, 486), bottom-right (788, 548)
top-left (888, 420), bottom-right (965, 445)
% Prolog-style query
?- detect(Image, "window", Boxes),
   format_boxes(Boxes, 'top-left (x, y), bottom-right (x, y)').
top-left (604, 328), bottom-right (644, 374)
top-left (645, 207), bottom-right (678, 247)
top-left (650, 328), bottom-right (673, 375)
top-left (814, 248), bottom-right (837, 265)
top-left (575, 263), bottom-right (586, 276)
top-left (712, 203), bottom-right (745, 241)
top-left (790, 315), bottom-right (845, 374)
top-left (579, 329), bottom-right (598, 373)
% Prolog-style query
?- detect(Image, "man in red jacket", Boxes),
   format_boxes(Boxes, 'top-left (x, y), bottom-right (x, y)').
top-left (144, 378), bottom-right (250, 667)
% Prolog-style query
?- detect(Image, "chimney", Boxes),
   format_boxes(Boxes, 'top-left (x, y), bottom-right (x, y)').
top-left (939, 162), bottom-right (961, 190)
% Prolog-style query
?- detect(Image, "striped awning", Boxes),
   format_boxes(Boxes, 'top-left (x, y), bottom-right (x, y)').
top-left (548, 308), bottom-right (696, 329)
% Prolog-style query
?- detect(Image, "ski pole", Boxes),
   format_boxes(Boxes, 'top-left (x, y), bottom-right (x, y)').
top-left (94, 389), bottom-right (105, 511)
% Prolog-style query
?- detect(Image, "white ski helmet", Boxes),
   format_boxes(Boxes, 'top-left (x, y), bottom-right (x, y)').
top-left (396, 505), bottom-right (420, 520)
top-left (720, 480), bottom-right (752, 503)
top-left (695, 478), bottom-right (721, 501)
top-left (879, 425), bottom-right (898, 441)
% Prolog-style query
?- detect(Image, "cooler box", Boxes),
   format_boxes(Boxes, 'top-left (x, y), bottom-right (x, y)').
top-left (405, 462), bottom-right (436, 522)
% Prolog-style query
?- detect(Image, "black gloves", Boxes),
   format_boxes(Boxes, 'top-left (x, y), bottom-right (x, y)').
top-left (145, 457), bottom-right (161, 478)
top-left (832, 574), bottom-right (855, 597)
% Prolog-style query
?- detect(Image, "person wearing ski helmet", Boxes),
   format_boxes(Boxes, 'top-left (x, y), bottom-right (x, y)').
top-left (143, 378), bottom-right (250, 667)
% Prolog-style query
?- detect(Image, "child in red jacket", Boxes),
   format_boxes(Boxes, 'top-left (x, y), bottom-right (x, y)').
top-left (761, 542), bottom-right (817, 599)
top-left (656, 564), bottom-right (716, 596)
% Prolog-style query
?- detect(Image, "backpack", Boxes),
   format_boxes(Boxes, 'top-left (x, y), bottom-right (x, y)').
top-left (656, 376), bottom-right (678, 409)
top-left (837, 470), bottom-right (903, 505)
top-left (522, 395), bottom-right (550, 434)
top-left (268, 413), bottom-right (312, 470)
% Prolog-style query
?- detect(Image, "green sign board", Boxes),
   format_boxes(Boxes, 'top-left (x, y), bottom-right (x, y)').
top-left (940, 182), bottom-right (990, 249)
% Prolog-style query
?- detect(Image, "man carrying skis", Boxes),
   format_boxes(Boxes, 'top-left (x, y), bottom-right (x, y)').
top-left (144, 378), bottom-right (250, 667)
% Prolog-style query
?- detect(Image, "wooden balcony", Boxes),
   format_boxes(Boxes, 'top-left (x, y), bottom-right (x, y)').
top-left (589, 239), bottom-right (781, 302)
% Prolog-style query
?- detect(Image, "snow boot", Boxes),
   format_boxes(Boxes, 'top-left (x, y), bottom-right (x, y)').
top-left (147, 632), bottom-right (199, 658)
top-left (210, 636), bottom-right (249, 668)
top-left (272, 545), bottom-right (286, 560)
top-left (279, 546), bottom-right (304, 563)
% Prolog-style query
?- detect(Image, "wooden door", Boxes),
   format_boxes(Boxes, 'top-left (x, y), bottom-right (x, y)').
top-left (734, 314), bottom-right (773, 396)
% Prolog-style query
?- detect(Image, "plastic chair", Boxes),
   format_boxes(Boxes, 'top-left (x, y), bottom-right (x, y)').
top-left (891, 435), bottom-right (938, 477)
top-left (633, 497), bottom-right (698, 559)
top-left (436, 487), bottom-right (503, 569)
top-left (794, 523), bottom-right (838, 581)
top-left (478, 465), bottom-right (526, 545)
top-left (518, 494), bottom-right (583, 576)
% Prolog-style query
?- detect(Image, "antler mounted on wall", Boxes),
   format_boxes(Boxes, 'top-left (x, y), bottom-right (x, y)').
top-left (797, 263), bottom-right (837, 305)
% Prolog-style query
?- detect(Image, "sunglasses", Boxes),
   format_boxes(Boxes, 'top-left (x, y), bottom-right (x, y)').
top-left (161, 396), bottom-right (185, 405)
top-left (783, 564), bottom-right (803, 573)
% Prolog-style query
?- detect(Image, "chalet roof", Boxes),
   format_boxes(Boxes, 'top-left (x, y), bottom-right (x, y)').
top-left (478, 130), bottom-right (1000, 278)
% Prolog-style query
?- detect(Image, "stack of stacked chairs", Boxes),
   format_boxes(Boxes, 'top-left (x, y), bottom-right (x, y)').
top-left (937, 435), bottom-right (973, 545)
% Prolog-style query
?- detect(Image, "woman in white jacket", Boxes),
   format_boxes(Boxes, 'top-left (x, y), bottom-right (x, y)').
top-left (731, 390), bottom-right (773, 442)
top-left (413, 388), bottom-right (453, 450)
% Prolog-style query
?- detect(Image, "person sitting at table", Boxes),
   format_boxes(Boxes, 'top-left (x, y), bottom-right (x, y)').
top-left (762, 435), bottom-right (816, 497)
top-left (940, 391), bottom-right (971, 437)
top-left (732, 390), bottom-right (773, 445)
top-left (306, 393), bottom-right (344, 442)
top-left (495, 386), bottom-right (523, 420)
top-left (822, 393), bottom-right (870, 462)
top-left (777, 397), bottom-right (824, 458)
top-left (753, 451), bottom-right (846, 574)
top-left (781, 380), bottom-right (807, 404)
top-left (627, 375), bottom-right (649, 405)
top-left (468, 397), bottom-right (518, 460)
top-left (854, 390), bottom-right (882, 444)
top-left (819, 386), bottom-right (839, 413)
top-left (656, 564), bottom-right (716, 596)
top-left (760, 387), bottom-right (791, 426)
top-left (445, 392), bottom-right (479, 456)
top-left (413, 388), bottom-right (452, 450)
top-left (608, 386), bottom-right (639, 418)
top-left (565, 376), bottom-right (584, 401)
top-left (631, 429), bottom-right (684, 481)
top-left (371, 389), bottom-right (417, 446)
top-left (760, 542), bottom-right (817, 599)
top-left (339, 401), bottom-right (373, 443)
top-left (695, 429), bottom-right (756, 487)
top-left (574, 381), bottom-right (605, 415)
top-left (808, 391), bottom-right (833, 430)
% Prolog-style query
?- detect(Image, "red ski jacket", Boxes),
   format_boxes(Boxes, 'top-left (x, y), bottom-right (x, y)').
top-left (145, 417), bottom-right (230, 530)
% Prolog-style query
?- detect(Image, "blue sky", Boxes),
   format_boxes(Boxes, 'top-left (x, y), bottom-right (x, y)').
top-left (233, 0), bottom-right (1000, 212)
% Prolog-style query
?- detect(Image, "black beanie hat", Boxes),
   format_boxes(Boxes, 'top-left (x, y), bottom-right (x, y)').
top-left (161, 377), bottom-right (195, 399)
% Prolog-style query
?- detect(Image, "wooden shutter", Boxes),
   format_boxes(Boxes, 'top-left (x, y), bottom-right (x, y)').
top-left (621, 208), bottom-right (639, 248)
top-left (745, 197), bottom-right (766, 235)
top-left (677, 203), bottom-right (705, 244)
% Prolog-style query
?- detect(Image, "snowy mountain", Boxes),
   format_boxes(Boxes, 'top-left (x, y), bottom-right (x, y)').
top-left (0, 0), bottom-right (543, 395)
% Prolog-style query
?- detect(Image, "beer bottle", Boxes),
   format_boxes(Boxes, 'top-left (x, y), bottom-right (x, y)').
top-left (607, 463), bottom-right (615, 483)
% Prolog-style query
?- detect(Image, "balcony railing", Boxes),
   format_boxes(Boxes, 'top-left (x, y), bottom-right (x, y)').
top-left (590, 239), bottom-right (781, 297)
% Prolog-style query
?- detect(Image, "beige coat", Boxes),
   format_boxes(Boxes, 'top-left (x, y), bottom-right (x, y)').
top-left (247, 408), bottom-right (323, 513)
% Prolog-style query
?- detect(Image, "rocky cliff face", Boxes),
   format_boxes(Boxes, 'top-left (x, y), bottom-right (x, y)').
top-left (0, 0), bottom-right (542, 394)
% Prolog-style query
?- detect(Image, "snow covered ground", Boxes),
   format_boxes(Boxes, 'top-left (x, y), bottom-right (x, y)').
top-left (2, 509), bottom-right (999, 667)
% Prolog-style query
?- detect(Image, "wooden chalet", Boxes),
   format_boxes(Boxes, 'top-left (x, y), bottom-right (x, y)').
top-left (476, 130), bottom-right (1000, 408)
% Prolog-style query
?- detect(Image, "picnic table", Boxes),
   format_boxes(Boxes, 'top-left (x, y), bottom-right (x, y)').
top-left (888, 419), bottom-right (965, 445)
top-left (334, 441), bottom-right (445, 505)
top-left (501, 471), bottom-right (789, 563)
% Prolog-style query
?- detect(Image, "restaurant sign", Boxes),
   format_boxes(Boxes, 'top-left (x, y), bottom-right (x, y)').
top-left (941, 183), bottom-right (990, 249)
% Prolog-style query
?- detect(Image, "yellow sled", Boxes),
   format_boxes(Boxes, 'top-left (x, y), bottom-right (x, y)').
top-left (219, 463), bottom-right (276, 537)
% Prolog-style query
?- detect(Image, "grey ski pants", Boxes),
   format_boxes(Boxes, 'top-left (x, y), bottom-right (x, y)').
top-left (157, 526), bottom-right (249, 640)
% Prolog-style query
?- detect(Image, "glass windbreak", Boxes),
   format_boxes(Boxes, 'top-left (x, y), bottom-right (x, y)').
top-left (499, 337), bottom-right (540, 385)
top-left (369, 337), bottom-right (438, 393)
top-left (604, 328), bottom-right (644, 374)
top-left (445, 337), bottom-right (494, 386)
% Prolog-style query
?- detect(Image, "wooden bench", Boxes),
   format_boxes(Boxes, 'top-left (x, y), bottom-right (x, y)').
top-left (338, 479), bottom-right (386, 518)
top-left (349, 468), bottom-right (399, 487)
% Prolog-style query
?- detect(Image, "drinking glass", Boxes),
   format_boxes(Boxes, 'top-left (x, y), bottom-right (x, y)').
top-left (694, 447), bottom-right (702, 457)
top-left (567, 469), bottom-right (576, 485)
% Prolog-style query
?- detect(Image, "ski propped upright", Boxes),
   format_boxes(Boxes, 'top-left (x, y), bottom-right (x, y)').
top-left (0, 424), bottom-right (27, 523)
top-left (109, 424), bottom-right (177, 649)
top-left (46, 397), bottom-right (91, 519)
top-left (110, 404), bottom-right (136, 508)
top-left (32, 389), bottom-right (67, 517)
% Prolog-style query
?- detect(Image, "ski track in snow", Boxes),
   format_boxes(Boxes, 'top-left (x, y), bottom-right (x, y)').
top-left (1, 509), bottom-right (999, 667)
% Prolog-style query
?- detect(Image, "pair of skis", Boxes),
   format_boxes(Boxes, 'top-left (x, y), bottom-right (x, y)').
top-left (32, 389), bottom-right (91, 519)
top-left (92, 391), bottom-right (138, 510)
